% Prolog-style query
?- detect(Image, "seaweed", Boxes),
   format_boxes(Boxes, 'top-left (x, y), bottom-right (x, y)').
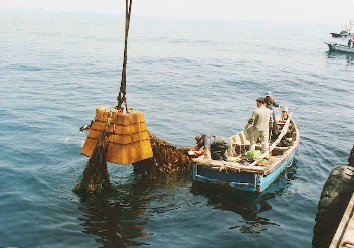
top-left (74, 132), bottom-right (192, 194)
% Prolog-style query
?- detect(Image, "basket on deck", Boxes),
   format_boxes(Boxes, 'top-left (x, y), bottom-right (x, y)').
top-left (81, 107), bottom-right (153, 165)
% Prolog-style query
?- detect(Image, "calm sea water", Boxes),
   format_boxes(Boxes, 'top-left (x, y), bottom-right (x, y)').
top-left (0, 10), bottom-right (353, 247)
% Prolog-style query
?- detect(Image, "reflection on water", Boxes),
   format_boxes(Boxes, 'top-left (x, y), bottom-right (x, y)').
top-left (77, 174), bottom-right (192, 247)
top-left (77, 164), bottom-right (298, 246)
top-left (346, 54), bottom-right (354, 65)
top-left (77, 178), bottom-right (154, 247)
top-left (327, 51), bottom-right (354, 65)
top-left (190, 162), bottom-right (298, 234)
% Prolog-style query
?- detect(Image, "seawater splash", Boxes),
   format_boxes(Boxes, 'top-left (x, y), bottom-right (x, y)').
top-left (59, 137), bottom-right (71, 143)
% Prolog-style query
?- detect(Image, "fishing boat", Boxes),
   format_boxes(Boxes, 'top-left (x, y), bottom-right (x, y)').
top-left (325, 42), bottom-right (354, 53)
top-left (330, 20), bottom-right (354, 38)
top-left (330, 31), bottom-right (354, 38)
top-left (192, 112), bottom-right (299, 192)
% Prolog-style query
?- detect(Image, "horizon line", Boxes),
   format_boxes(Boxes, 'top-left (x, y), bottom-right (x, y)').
top-left (0, 8), bottom-right (338, 26)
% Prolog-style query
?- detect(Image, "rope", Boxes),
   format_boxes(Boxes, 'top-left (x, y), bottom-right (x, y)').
top-left (117, 0), bottom-right (133, 112)
top-left (105, 111), bottom-right (113, 132)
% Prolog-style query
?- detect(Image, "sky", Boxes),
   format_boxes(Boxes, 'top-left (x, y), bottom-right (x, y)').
top-left (1, 0), bottom-right (354, 25)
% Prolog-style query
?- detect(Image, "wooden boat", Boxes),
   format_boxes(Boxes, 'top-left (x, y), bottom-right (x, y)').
top-left (325, 42), bottom-right (354, 53)
top-left (192, 113), bottom-right (299, 192)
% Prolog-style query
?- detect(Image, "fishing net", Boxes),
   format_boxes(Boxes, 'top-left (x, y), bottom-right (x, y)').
top-left (73, 132), bottom-right (111, 194)
top-left (133, 132), bottom-right (192, 175)
top-left (74, 131), bottom-right (192, 194)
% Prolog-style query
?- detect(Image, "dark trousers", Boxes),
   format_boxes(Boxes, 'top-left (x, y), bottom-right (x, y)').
top-left (271, 112), bottom-right (279, 139)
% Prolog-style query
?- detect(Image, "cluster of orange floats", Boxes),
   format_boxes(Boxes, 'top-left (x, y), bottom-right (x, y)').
top-left (81, 107), bottom-right (153, 165)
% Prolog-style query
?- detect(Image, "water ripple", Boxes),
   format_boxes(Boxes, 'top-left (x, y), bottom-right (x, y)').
top-left (1, 10), bottom-right (353, 247)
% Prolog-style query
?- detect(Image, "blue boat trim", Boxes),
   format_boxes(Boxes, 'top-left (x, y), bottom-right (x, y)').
top-left (193, 153), bottom-right (295, 192)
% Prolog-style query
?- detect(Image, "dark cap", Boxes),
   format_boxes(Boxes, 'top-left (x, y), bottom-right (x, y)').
top-left (256, 97), bottom-right (265, 103)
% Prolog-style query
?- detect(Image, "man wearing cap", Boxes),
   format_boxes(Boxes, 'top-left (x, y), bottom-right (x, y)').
top-left (264, 91), bottom-right (283, 139)
top-left (192, 134), bottom-right (231, 161)
top-left (247, 97), bottom-right (273, 153)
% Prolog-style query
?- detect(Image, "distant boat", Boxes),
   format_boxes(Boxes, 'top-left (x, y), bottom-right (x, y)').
top-left (325, 42), bottom-right (354, 53)
top-left (331, 20), bottom-right (354, 38)
top-left (330, 31), bottom-right (354, 38)
top-left (192, 113), bottom-right (299, 192)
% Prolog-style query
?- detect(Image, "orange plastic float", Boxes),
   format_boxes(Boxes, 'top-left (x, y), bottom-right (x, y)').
top-left (81, 106), bottom-right (153, 165)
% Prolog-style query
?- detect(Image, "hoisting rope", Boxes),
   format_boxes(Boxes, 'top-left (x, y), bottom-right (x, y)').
top-left (116, 0), bottom-right (133, 112)
top-left (105, 111), bottom-right (113, 130)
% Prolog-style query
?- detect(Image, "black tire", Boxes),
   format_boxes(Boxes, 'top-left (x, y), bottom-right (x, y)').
top-left (348, 146), bottom-right (354, 167)
top-left (312, 165), bottom-right (354, 248)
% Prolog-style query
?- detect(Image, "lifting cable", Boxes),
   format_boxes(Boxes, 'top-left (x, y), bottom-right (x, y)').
top-left (116, 0), bottom-right (133, 112)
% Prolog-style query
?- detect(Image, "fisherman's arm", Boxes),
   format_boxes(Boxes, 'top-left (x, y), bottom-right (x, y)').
top-left (245, 112), bottom-right (256, 128)
top-left (193, 147), bottom-right (211, 158)
top-left (194, 148), bottom-right (206, 156)
top-left (192, 145), bottom-right (200, 151)
top-left (273, 101), bottom-right (283, 109)
top-left (192, 144), bottom-right (204, 156)
top-left (202, 137), bottom-right (212, 159)
top-left (249, 112), bottom-right (256, 124)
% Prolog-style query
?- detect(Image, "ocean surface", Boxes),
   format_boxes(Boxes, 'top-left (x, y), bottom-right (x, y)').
top-left (0, 10), bottom-right (353, 247)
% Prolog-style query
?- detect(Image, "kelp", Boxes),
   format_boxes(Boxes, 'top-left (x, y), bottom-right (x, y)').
top-left (73, 132), bottom-right (111, 194)
top-left (74, 132), bottom-right (192, 194)
top-left (132, 132), bottom-right (192, 175)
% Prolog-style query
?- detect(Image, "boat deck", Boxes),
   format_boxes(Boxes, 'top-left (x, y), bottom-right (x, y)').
top-left (192, 155), bottom-right (284, 176)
